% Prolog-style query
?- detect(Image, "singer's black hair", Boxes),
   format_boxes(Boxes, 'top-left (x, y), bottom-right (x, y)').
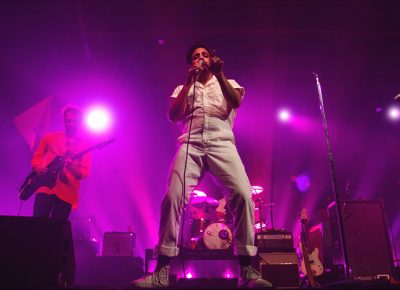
top-left (185, 43), bottom-right (213, 64)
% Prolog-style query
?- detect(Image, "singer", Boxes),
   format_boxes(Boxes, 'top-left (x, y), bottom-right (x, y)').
top-left (131, 43), bottom-right (271, 288)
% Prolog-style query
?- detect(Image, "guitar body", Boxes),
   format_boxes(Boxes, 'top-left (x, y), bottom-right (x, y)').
top-left (300, 245), bottom-right (324, 276)
top-left (18, 156), bottom-right (65, 201)
top-left (299, 208), bottom-right (321, 288)
top-left (18, 138), bottom-right (115, 201)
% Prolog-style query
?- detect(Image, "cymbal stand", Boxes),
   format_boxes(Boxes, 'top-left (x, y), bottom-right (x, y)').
top-left (256, 197), bottom-right (265, 233)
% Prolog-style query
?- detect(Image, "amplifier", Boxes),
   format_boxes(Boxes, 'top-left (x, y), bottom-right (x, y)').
top-left (255, 230), bottom-right (294, 252)
top-left (102, 232), bottom-right (136, 257)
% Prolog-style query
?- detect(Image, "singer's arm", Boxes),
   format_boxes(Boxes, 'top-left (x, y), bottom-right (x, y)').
top-left (168, 79), bottom-right (192, 122)
top-left (210, 56), bottom-right (242, 108)
top-left (168, 63), bottom-right (204, 122)
top-left (215, 72), bottom-right (243, 108)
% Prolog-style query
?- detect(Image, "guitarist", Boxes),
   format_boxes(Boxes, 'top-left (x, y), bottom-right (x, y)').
top-left (31, 104), bottom-right (91, 220)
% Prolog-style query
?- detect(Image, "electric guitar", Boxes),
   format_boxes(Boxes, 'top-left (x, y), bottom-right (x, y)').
top-left (299, 208), bottom-right (323, 287)
top-left (18, 138), bottom-right (115, 201)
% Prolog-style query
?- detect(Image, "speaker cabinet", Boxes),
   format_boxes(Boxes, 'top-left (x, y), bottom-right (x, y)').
top-left (258, 252), bottom-right (299, 287)
top-left (330, 200), bottom-right (394, 278)
top-left (0, 216), bottom-right (75, 288)
top-left (102, 231), bottom-right (136, 256)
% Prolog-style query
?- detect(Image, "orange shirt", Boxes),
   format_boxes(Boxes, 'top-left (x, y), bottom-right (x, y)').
top-left (31, 132), bottom-right (91, 208)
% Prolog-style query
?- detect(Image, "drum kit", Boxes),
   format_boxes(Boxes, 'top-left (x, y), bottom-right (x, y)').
top-left (186, 186), bottom-right (267, 250)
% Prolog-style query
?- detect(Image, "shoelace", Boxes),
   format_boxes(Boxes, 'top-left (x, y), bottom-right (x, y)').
top-left (243, 266), bottom-right (262, 279)
top-left (152, 267), bottom-right (167, 285)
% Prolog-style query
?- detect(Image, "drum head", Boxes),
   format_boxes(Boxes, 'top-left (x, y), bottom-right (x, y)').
top-left (203, 223), bottom-right (233, 250)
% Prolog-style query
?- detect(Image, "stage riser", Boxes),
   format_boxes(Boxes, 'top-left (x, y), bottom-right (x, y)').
top-left (259, 252), bottom-right (300, 287)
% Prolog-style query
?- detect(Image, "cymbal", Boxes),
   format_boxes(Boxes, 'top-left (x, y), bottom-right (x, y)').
top-left (192, 190), bottom-right (207, 197)
top-left (191, 196), bottom-right (219, 208)
top-left (252, 185), bottom-right (264, 195)
top-left (255, 222), bottom-right (267, 230)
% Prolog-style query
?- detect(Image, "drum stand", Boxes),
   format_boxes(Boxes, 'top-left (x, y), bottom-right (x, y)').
top-left (256, 197), bottom-right (267, 233)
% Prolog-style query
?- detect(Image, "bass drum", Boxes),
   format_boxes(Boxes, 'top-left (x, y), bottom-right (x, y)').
top-left (203, 223), bottom-right (233, 250)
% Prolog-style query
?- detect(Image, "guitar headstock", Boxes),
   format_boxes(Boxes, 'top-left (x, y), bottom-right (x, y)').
top-left (301, 208), bottom-right (308, 224)
top-left (96, 138), bottom-right (116, 149)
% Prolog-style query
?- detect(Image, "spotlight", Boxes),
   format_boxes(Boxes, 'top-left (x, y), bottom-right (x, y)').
top-left (85, 106), bottom-right (112, 132)
top-left (278, 109), bottom-right (290, 122)
top-left (294, 173), bottom-right (311, 192)
top-left (186, 272), bottom-right (193, 279)
top-left (224, 272), bottom-right (232, 278)
top-left (387, 106), bottom-right (400, 121)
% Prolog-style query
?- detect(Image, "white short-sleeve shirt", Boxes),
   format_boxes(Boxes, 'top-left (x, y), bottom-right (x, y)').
top-left (170, 75), bottom-right (245, 144)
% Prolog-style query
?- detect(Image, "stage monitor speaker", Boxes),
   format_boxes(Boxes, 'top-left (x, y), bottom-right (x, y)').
top-left (336, 200), bottom-right (394, 278)
top-left (0, 216), bottom-right (75, 288)
top-left (258, 252), bottom-right (299, 287)
top-left (76, 256), bottom-right (144, 287)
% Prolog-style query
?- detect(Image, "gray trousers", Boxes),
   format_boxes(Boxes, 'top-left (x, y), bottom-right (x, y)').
top-left (157, 139), bottom-right (257, 257)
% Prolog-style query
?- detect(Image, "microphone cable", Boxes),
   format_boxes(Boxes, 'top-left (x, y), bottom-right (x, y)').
top-left (176, 63), bottom-right (203, 278)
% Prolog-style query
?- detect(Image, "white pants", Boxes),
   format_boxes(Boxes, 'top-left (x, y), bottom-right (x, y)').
top-left (157, 139), bottom-right (257, 257)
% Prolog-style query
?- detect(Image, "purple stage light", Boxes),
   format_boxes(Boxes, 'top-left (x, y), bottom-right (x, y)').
top-left (387, 106), bottom-right (400, 121)
top-left (85, 106), bottom-right (112, 132)
top-left (278, 109), bottom-right (290, 122)
top-left (224, 272), bottom-right (232, 278)
top-left (294, 173), bottom-right (311, 192)
top-left (186, 272), bottom-right (193, 279)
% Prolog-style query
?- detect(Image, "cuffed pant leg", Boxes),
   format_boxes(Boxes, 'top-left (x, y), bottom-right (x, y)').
top-left (206, 140), bottom-right (257, 256)
top-left (157, 144), bottom-right (204, 257)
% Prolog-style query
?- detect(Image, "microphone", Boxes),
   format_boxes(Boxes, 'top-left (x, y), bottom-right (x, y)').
top-left (195, 59), bottom-right (205, 75)
top-left (394, 93), bottom-right (400, 101)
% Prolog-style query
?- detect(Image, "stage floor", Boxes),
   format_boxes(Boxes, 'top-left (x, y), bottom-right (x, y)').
top-left (8, 279), bottom-right (400, 290)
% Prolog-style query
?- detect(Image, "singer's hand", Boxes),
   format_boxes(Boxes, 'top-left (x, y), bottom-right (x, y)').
top-left (209, 56), bottom-right (224, 76)
top-left (187, 62), bottom-right (204, 83)
top-left (188, 62), bottom-right (204, 75)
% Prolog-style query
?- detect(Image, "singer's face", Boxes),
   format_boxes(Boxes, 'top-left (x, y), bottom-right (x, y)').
top-left (191, 47), bottom-right (210, 65)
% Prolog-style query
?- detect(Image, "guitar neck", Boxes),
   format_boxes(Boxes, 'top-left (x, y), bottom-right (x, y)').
top-left (301, 222), bottom-right (313, 254)
top-left (71, 145), bottom-right (96, 160)
top-left (70, 138), bottom-right (115, 160)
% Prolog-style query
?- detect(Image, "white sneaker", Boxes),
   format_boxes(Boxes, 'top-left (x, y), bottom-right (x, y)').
top-left (238, 265), bottom-right (273, 288)
top-left (130, 265), bottom-right (169, 288)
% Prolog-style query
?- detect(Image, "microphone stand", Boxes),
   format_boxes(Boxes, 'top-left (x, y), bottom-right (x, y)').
top-left (314, 73), bottom-right (350, 278)
top-left (268, 116), bottom-right (278, 231)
